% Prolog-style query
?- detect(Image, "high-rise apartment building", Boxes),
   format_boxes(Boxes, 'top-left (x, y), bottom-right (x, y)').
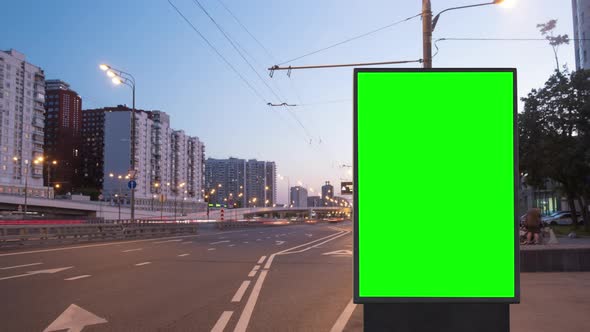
top-left (81, 106), bottom-right (205, 212)
top-left (0, 49), bottom-right (48, 197)
top-left (573, 0), bottom-right (590, 69)
top-left (205, 158), bottom-right (276, 207)
top-left (44, 79), bottom-right (82, 194)
top-left (290, 186), bottom-right (308, 207)
top-left (321, 181), bottom-right (334, 206)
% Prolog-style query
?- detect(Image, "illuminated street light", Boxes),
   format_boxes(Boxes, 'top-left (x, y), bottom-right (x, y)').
top-left (99, 62), bottom-right (137, 222)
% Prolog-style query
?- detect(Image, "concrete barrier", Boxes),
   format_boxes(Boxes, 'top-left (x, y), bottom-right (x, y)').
top-left (0, 222), bottom-right (198, 247)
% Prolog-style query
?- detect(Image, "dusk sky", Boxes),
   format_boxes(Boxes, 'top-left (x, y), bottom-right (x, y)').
top-left (1, 0), bottom-right (575, 203)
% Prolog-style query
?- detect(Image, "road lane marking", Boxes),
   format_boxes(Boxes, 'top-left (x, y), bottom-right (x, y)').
top-left (211, 311), bottom-right (233, 332)
top-left (178, 254), bottom-right (189, 257)
top-left (0, 266), bottom-right (73, 281)
top-left (243, 241), bottom-right (249, 244)
top-left (329, 299), bottom-right (357, 332)
top-left (275, 241), bottom-right (285, 245)
top-left (135, 262), bottom-right (151, 266)
top-left (257, 256), bottom-right (266, 264)
top-left (279, 232), bottom-right (350, 256)
top-left (228, 244), bottom-right (236, 247)
top-left (64, 275), bottom-right (91, 281)
top-left (0, 230), bottom-right (248, 257)
top-left (233, 270), bottom-right (268, 332)
top-left (122, 248), bottom-right (142, 253)
top-left (0, 262), bottom-right (42, 270)
top-left (322, 250), bottom-right (352, 257)
top-left (210, 240), bottom-right (230, 245)
top-left (231, 280), bottom-right (251, 302)
top-left (235, 230), bottom-right (345, 331)
top-left (153, 239), bottom-right (183, 244)
top-left (208, 248), bottom-right (216, 251)
top-left (181, 241), bottom-right (193, 245)
top-left (247, 265), bottom-right (260, 277)
top-left (256, 239), bottom-right (261, 241)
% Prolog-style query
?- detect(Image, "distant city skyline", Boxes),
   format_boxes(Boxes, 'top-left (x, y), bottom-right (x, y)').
top-left (0, 0), bottom-right (575, 203)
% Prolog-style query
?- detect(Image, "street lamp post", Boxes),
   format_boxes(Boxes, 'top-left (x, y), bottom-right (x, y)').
top-left (100, 64), bottom-right (137, 222)
top-left (45, 160), bottom-right (57, 199)
top-left (422, 0), bottom-right (506, 68)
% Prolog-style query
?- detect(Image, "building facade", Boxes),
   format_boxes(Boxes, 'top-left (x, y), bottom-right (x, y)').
top-left (290, 186), bottom-right (308, 207)
top-left (307, 196), bottom-right (321, 207)
top-left (205, 158), bottom-right (276, 207)
top-left (44, 80), bottom-right (82, 195)
top-left (573, 0), bottom-right (590, 69)
top-left (0, 49), bottom-right (48, 198)
top-left (321, 181), bottom-right (334, 206)
top-left (81, 105), bottom-right (205, 212)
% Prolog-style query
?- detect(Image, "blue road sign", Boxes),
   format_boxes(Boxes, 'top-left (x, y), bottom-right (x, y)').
top-left (128, 180), bottom-right (137, 189)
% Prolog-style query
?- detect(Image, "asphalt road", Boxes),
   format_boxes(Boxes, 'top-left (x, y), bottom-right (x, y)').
top-left (0, 221), bottom-right (361, 332)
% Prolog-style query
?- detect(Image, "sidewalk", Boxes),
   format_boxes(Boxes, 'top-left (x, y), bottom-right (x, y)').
top-left (512, 272), bottom-right (590, 332)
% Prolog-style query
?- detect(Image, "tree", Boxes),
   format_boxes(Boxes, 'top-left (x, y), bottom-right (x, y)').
top-left (520, 69), bottom-right (590, 231)
top-left (537, 19), bottom-right (570, 71)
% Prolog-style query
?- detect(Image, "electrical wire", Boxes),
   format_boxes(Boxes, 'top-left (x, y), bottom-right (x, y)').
top-left (277, 12), bottom-right (423, 66)
top-left (215, 0), bottom-right (277, 63)
top-left (167, 0), bottom-right (267, 104)
top-left (191, 0), bottom-right (315, 142)
top-left (433, 37), bottom-right (583, 57)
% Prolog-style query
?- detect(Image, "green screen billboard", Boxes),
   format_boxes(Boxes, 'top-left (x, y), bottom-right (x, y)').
top-left (354, 68), bottom-right (519, 303)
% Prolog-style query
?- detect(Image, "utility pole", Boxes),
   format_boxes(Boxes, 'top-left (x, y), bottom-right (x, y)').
top-left (422, 0), bottom-right (433, 68)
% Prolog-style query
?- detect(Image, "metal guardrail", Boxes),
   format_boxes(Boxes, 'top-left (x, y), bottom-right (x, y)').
top-left (0, 223), bottom-right (198, 246)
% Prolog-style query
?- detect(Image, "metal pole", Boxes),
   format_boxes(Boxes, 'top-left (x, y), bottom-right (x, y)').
top-left (118, 179), bottom-right (122, 222)
top-left (422, 0), bottom-right (433, 68)
top-left (160, 193), bottom-right (164, 221)
top-left (130, 84), bottom-right (136, 223)
top-left (174, 191), bottom-right (177, 222)
top-left (46, 162), bottom-right (50, 198)
top-left (24, 161), bottom-right (29, 214)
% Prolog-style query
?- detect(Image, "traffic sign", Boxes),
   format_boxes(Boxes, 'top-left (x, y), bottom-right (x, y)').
top-left (127, 180), bottom-right (137, 189)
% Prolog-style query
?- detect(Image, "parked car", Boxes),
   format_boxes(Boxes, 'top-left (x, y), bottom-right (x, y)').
top-left (542, 211), bottom-right (583, 226)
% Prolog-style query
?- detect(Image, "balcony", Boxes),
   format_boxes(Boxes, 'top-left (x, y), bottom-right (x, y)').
top-left (34, 92), bottom-right (45, 103)
top-left (33, 133), bottom-right (44, 144)
top-left (33, 117), bottom-right (44, 127)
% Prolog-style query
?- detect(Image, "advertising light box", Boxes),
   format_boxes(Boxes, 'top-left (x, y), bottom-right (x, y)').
top-left (354, 68), bottom-right (519, 303)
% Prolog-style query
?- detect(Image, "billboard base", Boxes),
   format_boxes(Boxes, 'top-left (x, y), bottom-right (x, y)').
top-left (364, 303), bottom-right (509, 332)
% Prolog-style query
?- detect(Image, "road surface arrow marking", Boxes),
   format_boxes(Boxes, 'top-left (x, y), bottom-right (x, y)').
top-left (43, 304), bottom-right (107, 332)
top-left (322, 250), bottom-right (352, 257)
top-left (0, 266), bottom-right (73, 281)
top-left (275, 241), bottom-right (285, 245)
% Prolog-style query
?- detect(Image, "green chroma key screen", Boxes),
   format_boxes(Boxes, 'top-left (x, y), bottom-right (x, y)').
top-left (354, 68), bottom-right (519, 303)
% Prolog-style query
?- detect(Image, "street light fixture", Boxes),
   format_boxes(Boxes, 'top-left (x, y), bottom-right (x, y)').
top-left (422, 0), bottom-right (508, 68)
top-left (99, 63), bottom-right (137, 222)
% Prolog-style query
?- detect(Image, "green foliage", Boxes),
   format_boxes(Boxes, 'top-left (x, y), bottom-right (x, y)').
top-left (520, 69), bottom-right (590, 228)
top-left (537, 19), bottom-right (570, 70)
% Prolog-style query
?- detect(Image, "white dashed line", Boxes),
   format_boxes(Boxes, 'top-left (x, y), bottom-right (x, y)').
top-left (64, 275), bottom-right (91, 281)
top-left (210, 240), bottom-right (230, 245)
top-left (257, 256), bottom-right (266, 264)
top-left (231, 280), bottom-right (251, 302)
top-left (0, 262), bottom-right (42, 270)
top-left (234, 270), bottom-right (268, 332)
top-left (211, 311), bottom-right (233, 332)
top-left (243, 242), bottom-right (249, 244)
top-left (208, 248), bottom-right (216, 251)
top-left (228, 244), bottom-right (236, 247)
top-left (181, 241), bottom-right (193, 245)
top-left (135, 262), bottom-right (151, 266)
top-left (248, 265), bottom-right (260, 278)
top-left (122, 248), bottom-right (142, 253)
top-left (153, 239), bottom-right (183, 244)
top-left (178, 254), bottom-right (189, 257)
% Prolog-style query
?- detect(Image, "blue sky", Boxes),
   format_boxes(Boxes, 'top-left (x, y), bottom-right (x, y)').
top-left (0, 0), bottom-right (575, 203)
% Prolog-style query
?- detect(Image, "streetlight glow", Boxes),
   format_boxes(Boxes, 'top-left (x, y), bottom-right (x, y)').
top-left (99, 64), bottom-right (109, 71)
top-left (496, 0), bottom-right (514, 8)
top-left (112, 77), bottom-right (122, 85)
top-left (106, 70), bottom-right (116, 78)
